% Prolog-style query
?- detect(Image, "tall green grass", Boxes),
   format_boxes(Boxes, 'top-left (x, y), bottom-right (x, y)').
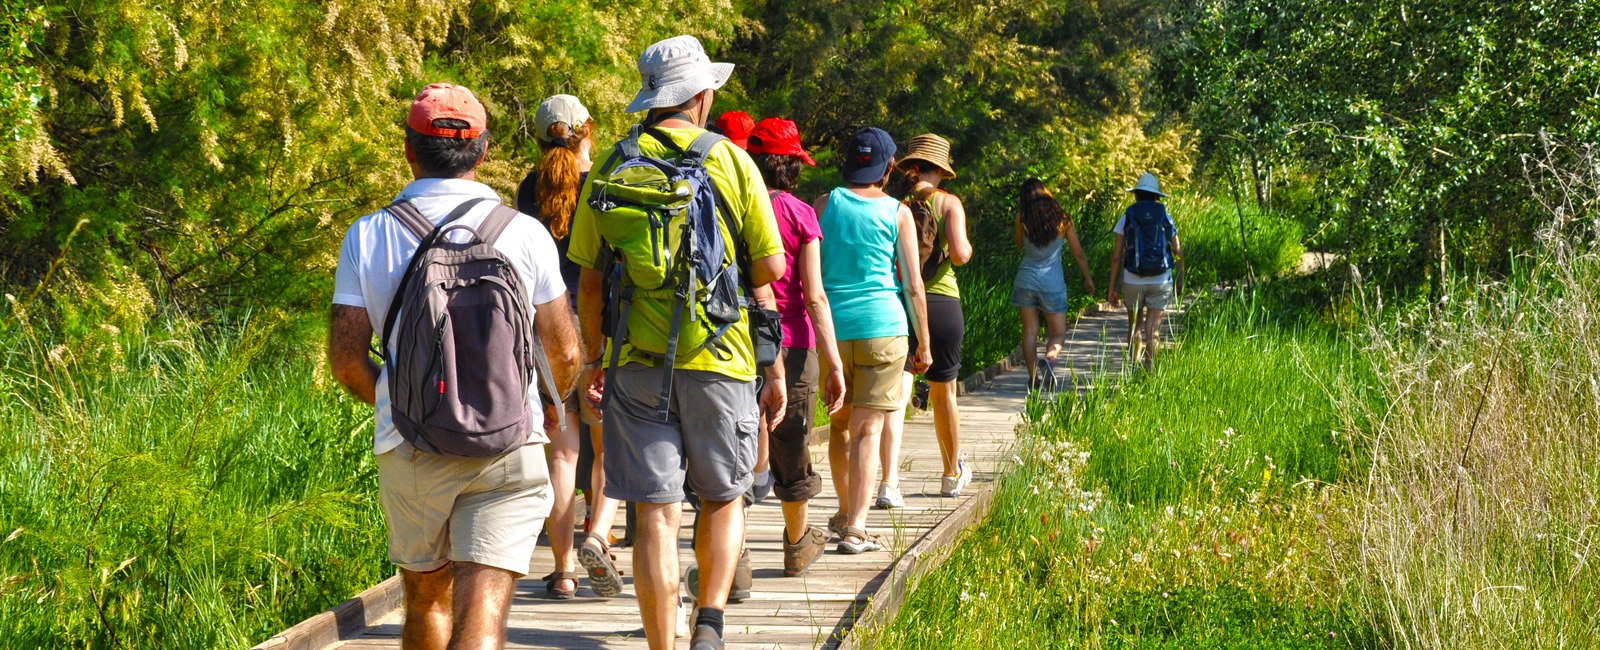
top-left (0, 313), bottom-right (387, 648)
top-left (866, 279), bottom-right (1381, 648)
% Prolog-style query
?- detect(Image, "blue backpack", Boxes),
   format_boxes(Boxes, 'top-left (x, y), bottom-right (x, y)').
top-left (1122, 201), bottom-right (1174, 277)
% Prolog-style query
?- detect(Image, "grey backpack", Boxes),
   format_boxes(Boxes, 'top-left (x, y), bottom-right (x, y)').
top-left (380, 198), bottom-right (564, 457)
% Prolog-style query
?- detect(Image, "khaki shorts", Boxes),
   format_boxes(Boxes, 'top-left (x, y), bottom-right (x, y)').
top-left (1122, 281), bottom-right (1174, 311)
top-left (828, 336), bottom-right (909, 410)
top-left (376, 442), bottom-right (552, 575)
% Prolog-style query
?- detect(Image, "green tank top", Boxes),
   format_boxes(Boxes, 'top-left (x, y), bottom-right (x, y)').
top-left (922, 191), bottom-right (960, 298)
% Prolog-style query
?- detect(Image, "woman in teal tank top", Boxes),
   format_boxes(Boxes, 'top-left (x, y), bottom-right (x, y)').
top-left (813, 127), bottom-right (930, 555)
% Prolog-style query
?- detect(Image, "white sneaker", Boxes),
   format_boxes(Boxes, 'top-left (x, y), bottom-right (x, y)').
top-left (940, 459), bottom-right (972, 497)
top-left (874, 482), bottom-right (905, 509)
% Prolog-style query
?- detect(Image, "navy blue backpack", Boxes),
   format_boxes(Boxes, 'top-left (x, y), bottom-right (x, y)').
top-left (1122, 201), bottom-right (1174, 277)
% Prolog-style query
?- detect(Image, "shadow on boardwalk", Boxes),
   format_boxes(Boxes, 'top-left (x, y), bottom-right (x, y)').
top-left (311, 304), bottom-right (1174, 650)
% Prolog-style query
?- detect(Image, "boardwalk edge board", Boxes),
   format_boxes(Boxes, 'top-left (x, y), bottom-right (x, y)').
top-left (252, 574), bottom-right (402, 650)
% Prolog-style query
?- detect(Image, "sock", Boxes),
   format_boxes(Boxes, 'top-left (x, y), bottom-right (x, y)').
top-left (696, 607), bottom-right (725, 636)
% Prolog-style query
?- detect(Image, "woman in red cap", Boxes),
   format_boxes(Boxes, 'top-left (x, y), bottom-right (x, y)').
top-left (745, 118), bottom-right (846, 574)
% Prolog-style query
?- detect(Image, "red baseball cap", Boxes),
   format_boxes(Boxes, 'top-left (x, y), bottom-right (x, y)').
top-left (746, 118), bottom-right (816, 166)
top-left (407, 83), bottom-right (487, 139)
top-left (714, 111), bottom-right (756, 149)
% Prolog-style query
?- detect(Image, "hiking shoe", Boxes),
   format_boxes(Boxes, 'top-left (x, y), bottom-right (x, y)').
top-left (1038, 359), bottom-right (1056, 393)
top-left (676, 574), bottom-right (692, 638)
top-left (941, 459), bottom-right (972, 497)
top-left (691, 623), bottom-right (726, 650)
top-left (874, 482), bottom-right (904, 509)
top-left (836, 527), bottom-right (887, 555)
top-left (783, 525), bottom-right (827, 576)
top-left (729, 548), bottom-right (752, 603)
top-left (684, 562), bottom-right (700, 636)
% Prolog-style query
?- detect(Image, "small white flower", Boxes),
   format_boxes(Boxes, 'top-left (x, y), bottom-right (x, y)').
top-left (959, 590), bottom-right (972, 603)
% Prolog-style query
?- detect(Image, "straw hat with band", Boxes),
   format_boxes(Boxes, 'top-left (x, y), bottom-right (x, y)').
top-left (899, 133), bottom-right (957, 179)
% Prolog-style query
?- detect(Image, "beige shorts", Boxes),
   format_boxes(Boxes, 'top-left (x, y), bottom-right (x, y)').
top-left (376, 441), bottom-right (552, 575)
top-left (827, 336), bottom-right (909, 410)
top-left (1122, 281), bottom-right (1174, 311)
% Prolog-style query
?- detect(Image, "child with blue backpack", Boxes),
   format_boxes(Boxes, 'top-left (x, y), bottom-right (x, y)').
top-left (1107, 172), bottom-right (1185, 370)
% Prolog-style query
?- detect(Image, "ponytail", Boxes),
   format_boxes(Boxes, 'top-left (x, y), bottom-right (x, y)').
top-left (534, 119), bottom-right (594, 239)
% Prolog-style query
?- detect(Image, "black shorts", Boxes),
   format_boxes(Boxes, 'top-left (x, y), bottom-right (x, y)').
top-left (912, 294), bottom-right (964, 383)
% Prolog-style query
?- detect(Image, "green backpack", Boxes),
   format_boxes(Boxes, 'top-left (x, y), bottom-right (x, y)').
top-left (587, 125), bottom-right (779, 420)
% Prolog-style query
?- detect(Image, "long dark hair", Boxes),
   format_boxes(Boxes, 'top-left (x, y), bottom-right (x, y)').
top-left (532, 118), bottom-right (595, 239)
top-left (1019, 178), bottom-right (1067, 247)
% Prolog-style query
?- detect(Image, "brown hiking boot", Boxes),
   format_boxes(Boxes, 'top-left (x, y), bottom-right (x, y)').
top-left (783, 525), bottom-right (827, 576)
top-left (729, 548), bottom-right (752, 603)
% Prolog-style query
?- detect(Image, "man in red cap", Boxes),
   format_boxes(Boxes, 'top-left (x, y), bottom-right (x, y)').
top-left (328, 82), bottom-right (581, 649)
top-left (712, 110), bottom-right (756, 149)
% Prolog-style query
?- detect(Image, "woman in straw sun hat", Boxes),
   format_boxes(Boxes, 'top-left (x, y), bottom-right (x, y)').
top-left (891, 133), bottom-right (973, 500)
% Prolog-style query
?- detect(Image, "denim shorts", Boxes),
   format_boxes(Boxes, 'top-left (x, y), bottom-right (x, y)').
top-left (1010, 285), bottom-right (1069, 314)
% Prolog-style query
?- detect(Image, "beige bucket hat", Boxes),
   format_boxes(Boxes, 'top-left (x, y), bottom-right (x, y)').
top-left (899, 133), bottom-right (957, 178)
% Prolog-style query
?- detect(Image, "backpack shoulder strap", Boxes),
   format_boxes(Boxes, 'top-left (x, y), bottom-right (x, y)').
top-left (477, 203), bottom-right (521, 246)
top-left (684, 131), bottom-right (727, 166)
top-left (386, 199), bottom-right (433, 240)
top-left (617, 124), bottom-right (646, 160)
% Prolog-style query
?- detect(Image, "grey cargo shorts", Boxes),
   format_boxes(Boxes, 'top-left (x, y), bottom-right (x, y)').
top-left (601, 363), bottom-right (759, 504)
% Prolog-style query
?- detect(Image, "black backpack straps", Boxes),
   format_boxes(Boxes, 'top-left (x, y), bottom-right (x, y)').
top-left (477, 203), bottom-right (520, 246)
top-left (683, 131), bottom-right (727, 167)
top-left (618, 124), bottom-right (646, 160)
top-left (379, 196), bottom-right (491, 355)
top-left (386, 199), bottom-right (434, 240)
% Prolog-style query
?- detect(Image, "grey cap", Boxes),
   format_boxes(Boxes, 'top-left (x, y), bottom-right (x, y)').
top-left (625, 35), bottom-right (734, 113)
top-left (1126, 171), bottom-right (1166, 197)
top-left (534, 94), bottom-right (591, 143)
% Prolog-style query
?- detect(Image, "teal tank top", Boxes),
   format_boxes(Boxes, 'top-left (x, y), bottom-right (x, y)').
top-left (819, 188), bottom-right (908, 341)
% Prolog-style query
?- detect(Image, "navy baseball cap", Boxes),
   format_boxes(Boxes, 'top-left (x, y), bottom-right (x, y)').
top-left (842, 127), bottom-right (897, 185)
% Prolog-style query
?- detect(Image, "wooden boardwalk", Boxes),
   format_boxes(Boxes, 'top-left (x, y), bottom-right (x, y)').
top-left (315, 306), bottom-right (1154, 650)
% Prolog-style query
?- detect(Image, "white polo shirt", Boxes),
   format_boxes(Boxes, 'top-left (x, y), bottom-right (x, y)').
top-left (332, 178), bottom-right (566, 455)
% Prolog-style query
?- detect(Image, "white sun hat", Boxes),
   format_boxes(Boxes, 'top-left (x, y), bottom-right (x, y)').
top-left (1125, 171), bottom-right (1167, 197)
top-left (624, 35), bottom-right (735, 114)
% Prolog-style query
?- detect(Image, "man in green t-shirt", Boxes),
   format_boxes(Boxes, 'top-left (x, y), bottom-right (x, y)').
top-left (568, 35), bottom-right (787, 650)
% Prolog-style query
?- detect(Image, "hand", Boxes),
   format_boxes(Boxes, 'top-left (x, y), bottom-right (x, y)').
top-left (912, 347), bottom-right (932, 375)
top-left (1108, 290), bottom-right (1122, 309)
top-left (543, 403), bottom-right (562, 433)
top-left (581, 368), bottom-right (606, 423)
top-left (1084, 277), bottom-right (1097, 297)
top-left (823, 366), bottom-right (846, 415)
top-left (760, 377), bottom-right (787, 429)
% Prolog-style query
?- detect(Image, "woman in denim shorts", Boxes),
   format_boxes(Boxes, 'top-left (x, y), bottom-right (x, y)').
top-left (1011, 178), bottom-right (1095, 390)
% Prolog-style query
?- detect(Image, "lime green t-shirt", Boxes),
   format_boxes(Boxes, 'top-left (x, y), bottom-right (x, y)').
top-left (568, 126), bottom-right (784, 382)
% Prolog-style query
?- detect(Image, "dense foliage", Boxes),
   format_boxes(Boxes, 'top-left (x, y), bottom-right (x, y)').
top-left (1152, 0), bottom-right (1600, 286)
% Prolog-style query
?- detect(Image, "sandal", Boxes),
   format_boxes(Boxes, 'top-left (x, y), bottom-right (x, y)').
top-left (577, 532), bottom-right (625, 597)
top-left (541, 571), bottom-right (579, 600)
top-left (827, 511), bottom-right (849, 539)
top-left (837, 526), bottom-right (886, 555)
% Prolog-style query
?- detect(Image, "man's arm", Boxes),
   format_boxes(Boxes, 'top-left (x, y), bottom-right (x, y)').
top-left (328, 305), bottom-right (379, 405)
top-left (533, 293), bottom-right (581, 399)
top-left (576, 268), bottom-right (606, 365)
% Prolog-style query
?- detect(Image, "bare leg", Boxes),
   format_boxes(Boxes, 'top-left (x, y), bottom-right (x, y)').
top-left (781, 499), bottom-right (810, 543)
top-left (828, 404), bottom-right (852, 517)
top-left (1020, 307), bottom-right (1040, 383)
top-left (446, 562), bottom-right (517, 650)
top-left (879, 372), bottom-right (912, 487)
top-left (400, 567), bottom-right (452, 650)
top-left (633, 502), bottom-right (682, 650)
top-left (585, 422), bottom-right (619, 540)
top-left (544, 407), bottom-right (581, 593)
top-left (694, 498), bottom-right (743, 609)
top-left (1126, 300), bottom-right (1144, 367)
top-left (1043, 311), bottom-right (1069, 365)
top-left (1143, 307), bottom-right (1167, 370)
top-left (929, 380), bottom-right (961, 477)
top-left (845, 407), bottom-right (887, 531)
